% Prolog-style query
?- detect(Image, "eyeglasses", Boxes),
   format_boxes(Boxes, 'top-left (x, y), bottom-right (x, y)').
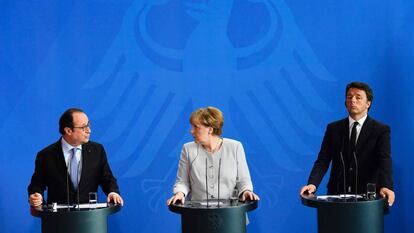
top-left (72, 122), bottom-right (91, 131)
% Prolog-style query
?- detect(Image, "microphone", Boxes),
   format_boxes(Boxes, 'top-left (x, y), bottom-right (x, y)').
top-left (339, 151), bottom-right (347, 199)
top-left (205, 158), bottom-right (209, 207)
top-left (353, 151), bottom-right (358, 200)
top-left (66, 161), bottom-right (71, 210)
top-left (217, 158), bottom-right (222, 207)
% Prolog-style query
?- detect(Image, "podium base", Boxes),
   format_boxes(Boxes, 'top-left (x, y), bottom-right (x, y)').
top-left (169, 200), bottom-right (258, 233)
top-left (182, 208), bottom-right (246, 233)
top-left (42, 210), bottom-right (107, 233)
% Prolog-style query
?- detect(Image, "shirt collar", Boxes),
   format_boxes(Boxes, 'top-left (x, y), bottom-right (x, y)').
top-left (348, 114), bottom-right (368, 128)
top-left (61, 137), bottom-right (82, 153)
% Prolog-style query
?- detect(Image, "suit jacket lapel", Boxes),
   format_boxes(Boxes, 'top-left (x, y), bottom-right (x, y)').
top-left (343, 118), bottom-right (350, 148)
top-left (54, 139), bottom-right (72, 188)
top-left (340, 118), bottom-right (350, 157)
top-left (79, 143), bottom-right (89, 187)
top-left (356, 116), bottom-right (373, 152)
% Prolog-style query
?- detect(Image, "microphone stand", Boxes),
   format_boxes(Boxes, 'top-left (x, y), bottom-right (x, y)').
top-left (205, 158), bottom-right (209, 208)
top-left (339, 151), bottom-right (347, 200)
top-left (66, 158), bottom-right (71, 210)
top-left (76, 162), bottom-right (80, 210)
top-left (353, 151), bottom-right (358, 201)
top-left (217, 158), bottom-right (222, 208)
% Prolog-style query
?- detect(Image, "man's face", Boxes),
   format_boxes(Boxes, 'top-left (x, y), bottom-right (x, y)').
top-left (64, 112), bottom-right (91, 146)
top-left (345, 87), bottom-right (371, 118)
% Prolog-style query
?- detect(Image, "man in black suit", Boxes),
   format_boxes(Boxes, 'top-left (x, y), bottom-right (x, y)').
top-left (300, 82), bottom-right (395, 206)
top-left (28, 108), bottom-right (123, 206)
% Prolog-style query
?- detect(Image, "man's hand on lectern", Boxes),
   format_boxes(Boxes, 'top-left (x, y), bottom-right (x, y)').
top-left (29, 193), bottom-right (43, 207)
top-left (107, 192), bottom-right (124, 206)
top-left (300, 184), bottom-right (316, 196)
top-left (380, 187), bottom-right (395, 206)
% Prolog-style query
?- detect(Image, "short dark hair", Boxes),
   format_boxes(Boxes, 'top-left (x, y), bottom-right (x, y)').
top-left (346, 82), bottom-right (374, 102)
top-left (59, 108), bottom-right (84, 135)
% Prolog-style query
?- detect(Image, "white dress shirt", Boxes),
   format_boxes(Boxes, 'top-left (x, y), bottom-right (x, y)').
top-left (348, 114), bottom-right (368, 143)
top-left (61, 138), bottom-right (82, 176)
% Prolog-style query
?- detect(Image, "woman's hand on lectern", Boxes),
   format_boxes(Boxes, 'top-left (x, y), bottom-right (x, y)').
top-left (29, 192), bottom-right (43, 207)
top-left (240, 190), bottom-right (260, 202)
top-left (167, 192), bottom-right (185, 205)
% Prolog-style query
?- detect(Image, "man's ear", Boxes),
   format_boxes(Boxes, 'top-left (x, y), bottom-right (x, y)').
top-left (64, 127), bottom-right (72, 135)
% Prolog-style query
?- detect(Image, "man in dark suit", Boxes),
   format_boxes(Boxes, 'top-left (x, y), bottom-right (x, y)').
top-left (300, 82), bottom-right (395, 206)
top-left (28, 108), bottom-right (123, 206)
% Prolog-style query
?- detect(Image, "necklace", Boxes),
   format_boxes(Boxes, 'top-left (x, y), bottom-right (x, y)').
top-left (205, 138), bottom-right (223, 153)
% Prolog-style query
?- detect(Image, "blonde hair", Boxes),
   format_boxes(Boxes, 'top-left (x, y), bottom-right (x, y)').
top-left (190, 106), bottom-right (224, 136)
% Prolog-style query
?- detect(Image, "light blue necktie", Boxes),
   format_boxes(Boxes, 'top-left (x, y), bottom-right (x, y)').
top-left (70, 148), bottom-right (79, 190)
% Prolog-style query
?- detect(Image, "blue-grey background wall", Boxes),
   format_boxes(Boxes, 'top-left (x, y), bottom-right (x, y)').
top-left (1, 0), bottom-right (413, 232)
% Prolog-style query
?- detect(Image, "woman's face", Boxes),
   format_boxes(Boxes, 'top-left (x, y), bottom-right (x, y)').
top-left (190, 121), bottom-right (211, 144)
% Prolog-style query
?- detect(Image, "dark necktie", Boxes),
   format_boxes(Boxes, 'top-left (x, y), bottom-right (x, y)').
top-left (349, 122), bottom-right (359, 153)
top-left (70, 148), bottom-right (79, 190)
